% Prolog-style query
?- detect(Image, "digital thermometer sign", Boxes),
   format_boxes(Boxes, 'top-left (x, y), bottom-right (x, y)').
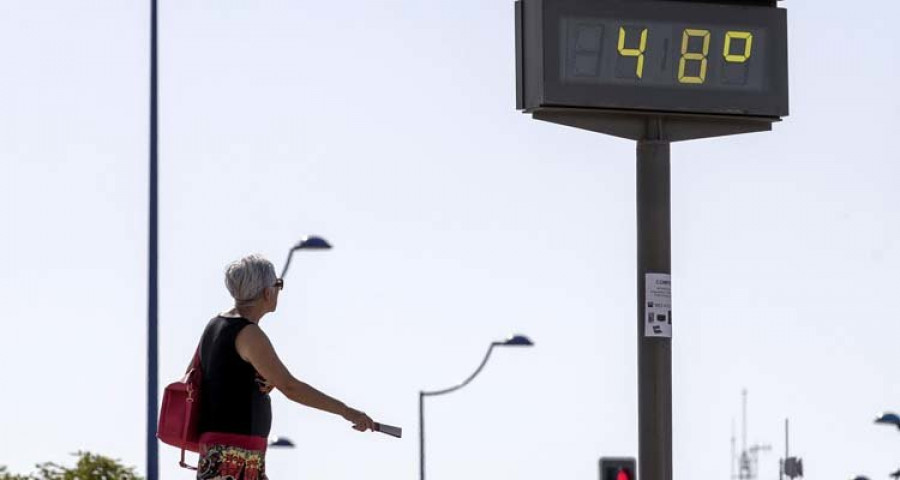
top-left (516, 0), bottom-right (789, 119)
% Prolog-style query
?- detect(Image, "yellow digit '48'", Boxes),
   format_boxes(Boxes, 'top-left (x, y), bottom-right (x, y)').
top-left (723, 31), bottom-right (753, 63)
top-left (618, 26), bottom-right (648, 79)
top-left (678, 28), bottom-right (710, 84)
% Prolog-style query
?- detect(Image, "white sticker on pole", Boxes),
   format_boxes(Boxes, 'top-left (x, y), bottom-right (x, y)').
top-left (644, 273), bottom-right (672, 338)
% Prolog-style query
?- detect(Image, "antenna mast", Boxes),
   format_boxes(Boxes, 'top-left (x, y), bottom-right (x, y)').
top-left (734, 389), bottom-right (771, 480)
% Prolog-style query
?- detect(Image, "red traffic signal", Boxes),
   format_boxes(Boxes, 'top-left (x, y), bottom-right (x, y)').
top-left (600, 457), bottom-right (636, 480)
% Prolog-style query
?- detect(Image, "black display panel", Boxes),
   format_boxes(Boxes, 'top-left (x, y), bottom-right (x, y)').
top-left (517, 0), bottom-right (789, 118)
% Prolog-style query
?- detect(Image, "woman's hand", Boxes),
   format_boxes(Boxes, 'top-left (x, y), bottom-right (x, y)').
top-left (255, 374), bottom-right (274, 395)
top-left (342, 407), bottom-right (375, 432)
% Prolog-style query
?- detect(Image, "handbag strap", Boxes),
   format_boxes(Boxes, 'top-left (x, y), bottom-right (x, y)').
top-left (179, 448), bottom-right (198, 471)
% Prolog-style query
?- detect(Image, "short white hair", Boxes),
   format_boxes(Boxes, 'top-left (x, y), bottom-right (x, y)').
top-left (225, 254), bottom-right (277, 305)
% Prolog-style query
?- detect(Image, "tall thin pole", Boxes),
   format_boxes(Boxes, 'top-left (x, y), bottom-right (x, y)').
top-left (147, 0), bottom-right (159, 479)
top-left (731, 419), bottom-right (736, 480)
top-left (742, 389), bottom-right (747, 456)
top-left (637, 118), bottom-right (672, 480)
top-left (781, 418), bottom-right (789, 480)
top-left (785, 418), bottom-right (789, 458)
top-left (419, 392), bottom-right (425, 480)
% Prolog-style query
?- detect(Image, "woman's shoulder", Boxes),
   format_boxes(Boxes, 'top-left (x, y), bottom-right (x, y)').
top-left (203, 315), bottom-right (251, 340)
top-left (215, 312), bottom-right (251, 324)
top-left (217, 309), bottom-right (241, 319)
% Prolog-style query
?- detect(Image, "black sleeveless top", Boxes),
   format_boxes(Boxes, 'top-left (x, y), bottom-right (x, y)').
top-left (198, 316), bottom-right (272, 437)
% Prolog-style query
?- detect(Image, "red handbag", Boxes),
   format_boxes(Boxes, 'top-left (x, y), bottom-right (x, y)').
top-left (157, 346), bottom-right (202, 470)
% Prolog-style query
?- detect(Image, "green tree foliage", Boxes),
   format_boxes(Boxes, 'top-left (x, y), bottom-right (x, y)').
top-left (0, 466), bottom-right (30, 480)
top-left (0, 452), bottom-right (142, 480)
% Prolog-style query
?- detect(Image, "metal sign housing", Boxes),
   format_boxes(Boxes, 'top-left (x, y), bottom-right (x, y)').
top-left (516, 0), bottom-right (789, 119)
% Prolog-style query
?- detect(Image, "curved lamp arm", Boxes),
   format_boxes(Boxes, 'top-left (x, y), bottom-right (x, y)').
top-left (280, 236), bottom-right (332, 279)
top-left (421, 343), bottom-right (499, 398)
top-left (280, 250), bottom-right (295, 279)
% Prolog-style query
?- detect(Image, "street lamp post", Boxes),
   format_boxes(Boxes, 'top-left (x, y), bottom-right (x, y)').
top-left (261, 238), bottom-right (329, 476)
top-left (418, 335), bottom-right (533, 480)
top-left (280, 235), bottom-right (332, 279)
top-left (146, 0), bottom-right (159, 478)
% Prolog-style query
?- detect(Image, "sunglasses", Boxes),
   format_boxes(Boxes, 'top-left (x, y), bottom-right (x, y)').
top-left (273, 278), bottom-right (284, 291)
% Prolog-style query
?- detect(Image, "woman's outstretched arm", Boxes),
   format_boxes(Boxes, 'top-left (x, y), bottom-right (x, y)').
top-left (235, 323), bottom-right (375, 432)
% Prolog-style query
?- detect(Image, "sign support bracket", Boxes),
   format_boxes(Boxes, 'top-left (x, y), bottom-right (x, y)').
top-left (531, 107), bottom-right (775, 142)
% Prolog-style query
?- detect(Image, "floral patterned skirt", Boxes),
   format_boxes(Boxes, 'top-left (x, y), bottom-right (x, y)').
top-left (197, 432), bottom-right (268, 480)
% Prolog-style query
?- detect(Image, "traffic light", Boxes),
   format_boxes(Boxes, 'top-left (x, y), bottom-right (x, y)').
top-left (600, 457), bottom-right (636, 480)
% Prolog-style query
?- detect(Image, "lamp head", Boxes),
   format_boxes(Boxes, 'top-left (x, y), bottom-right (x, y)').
top-left (498, 334), bottom-right (534, 347)
top-left (268, 436), bottom-right (295, 448)
top-left (875, 412), bottom-right (900, 429)
top-left (293, 236), bottom-right (332, 250)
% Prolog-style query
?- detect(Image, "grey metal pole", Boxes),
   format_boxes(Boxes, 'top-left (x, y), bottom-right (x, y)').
top-left (780, 418), bottom-right (788, 480)
top-left (785, 418), bottom-right (789, 458)
top-left (637, 118), bottom-right (671, 480)
top-left (419, 391), bottom-right (425, 480)
top-left (147, 0), bottom-right (159, 479)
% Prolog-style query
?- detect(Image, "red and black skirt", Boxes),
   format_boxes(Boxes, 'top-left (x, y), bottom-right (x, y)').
top-left (197, 432), bottom-right (268, 480)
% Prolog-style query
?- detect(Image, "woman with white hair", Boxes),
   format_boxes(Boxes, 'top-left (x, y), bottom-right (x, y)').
top-left (195, 253), bottom-right (374, 480)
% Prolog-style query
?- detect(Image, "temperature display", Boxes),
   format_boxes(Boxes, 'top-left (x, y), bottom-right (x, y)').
top-left (516, 0), bottom-right (789, 118)
top-left (563, 20), bottom-right (765, 91)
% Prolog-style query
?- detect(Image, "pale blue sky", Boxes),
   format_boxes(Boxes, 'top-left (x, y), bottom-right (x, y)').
top-left (1, 1), bottom-right (899, 479)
